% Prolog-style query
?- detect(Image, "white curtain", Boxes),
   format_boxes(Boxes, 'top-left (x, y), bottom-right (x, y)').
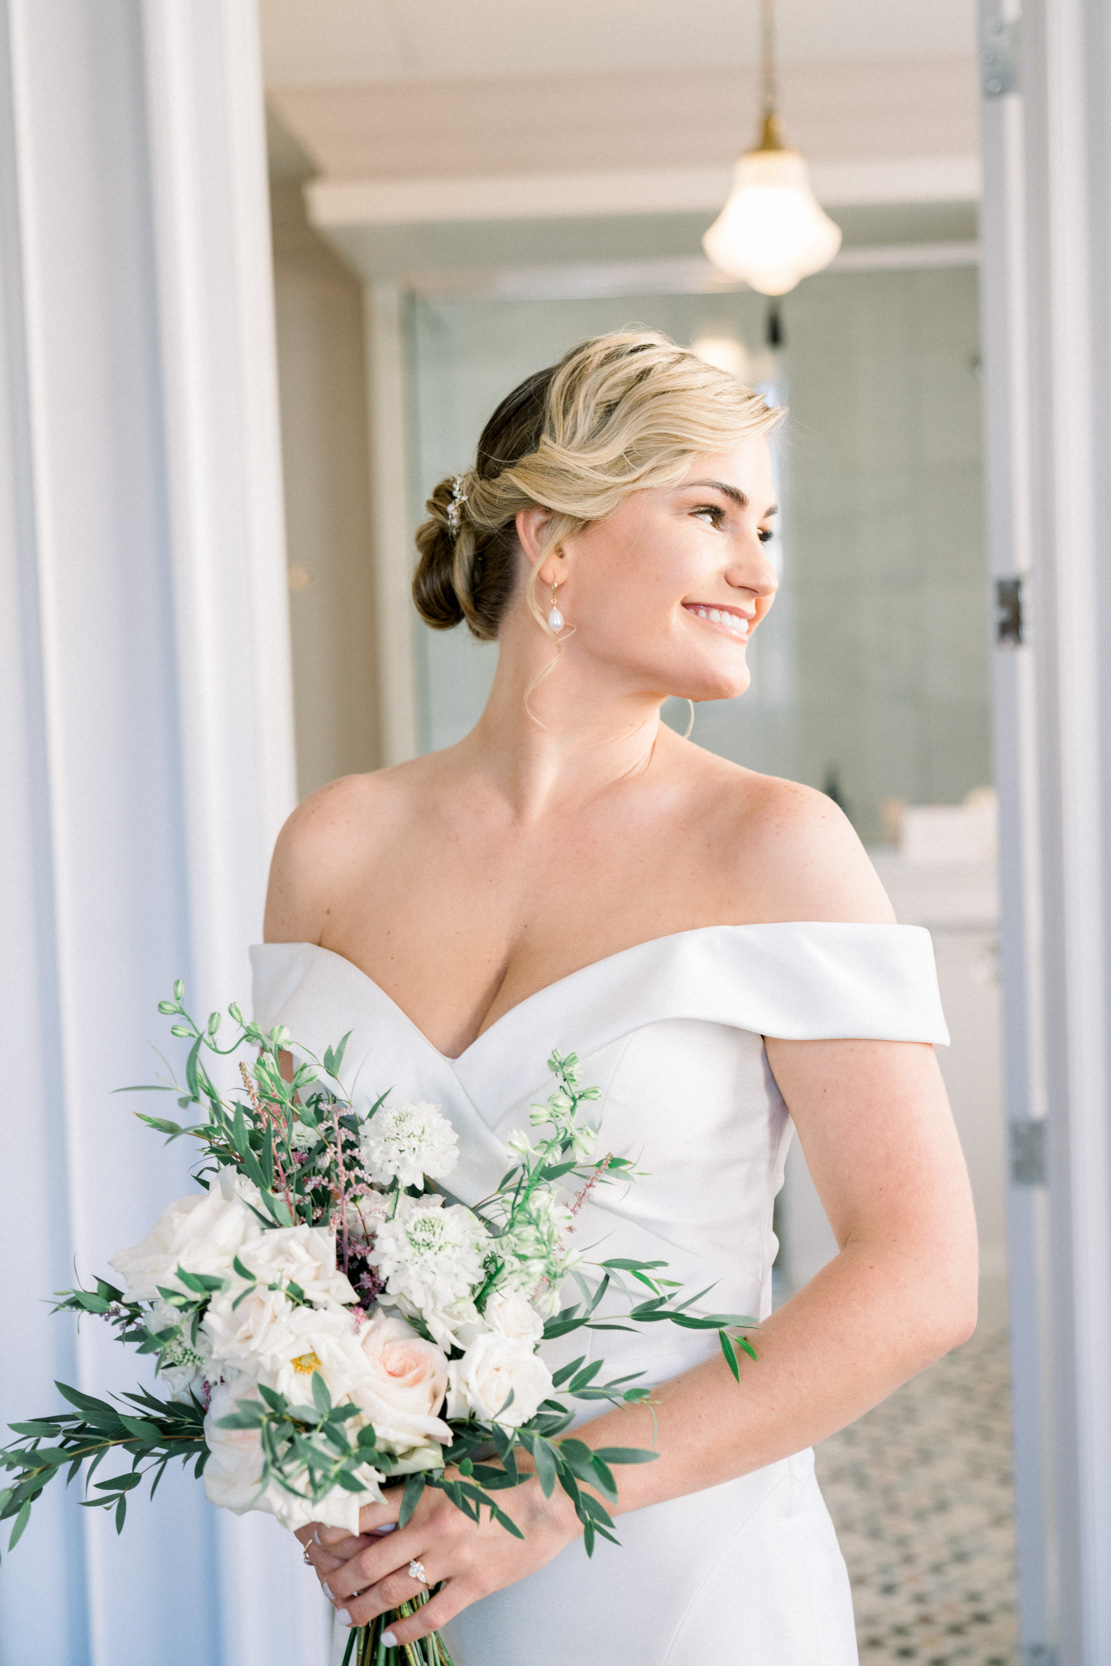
top-left (0, 3), bottom-right (326, 1662)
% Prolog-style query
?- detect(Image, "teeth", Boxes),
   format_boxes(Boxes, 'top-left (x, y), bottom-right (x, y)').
top-left (689, 604), bottom-right (749, 636)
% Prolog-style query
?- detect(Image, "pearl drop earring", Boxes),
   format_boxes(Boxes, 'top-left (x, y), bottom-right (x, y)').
top-left (546, 577), bottom-right (564, 633)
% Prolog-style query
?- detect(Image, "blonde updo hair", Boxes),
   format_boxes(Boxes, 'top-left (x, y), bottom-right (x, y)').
top-left (413, 328), bottom-right (781, 641)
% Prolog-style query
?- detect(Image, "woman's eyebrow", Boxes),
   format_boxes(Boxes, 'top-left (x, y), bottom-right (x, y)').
top-left (682, 478), bottom-right (778, 518)
top-left (683, 477), bottom-right (749, 507)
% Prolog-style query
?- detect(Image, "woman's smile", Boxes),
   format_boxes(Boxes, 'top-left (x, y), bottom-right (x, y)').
top-left (681, 600), bottom-right (754, 641)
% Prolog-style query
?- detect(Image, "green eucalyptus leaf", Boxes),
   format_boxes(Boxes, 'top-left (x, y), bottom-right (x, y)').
top-left (591, 1447), bottom-right (659, 1465)
top-left (398, 1472), bottom-right (425, 1528)
top-left (119, 1417), bottom-right (161, 1443)
top-left (601, 1258), bottom-right (668, 1273)
top-left (333, 1471), bottom-right (368, 1493)
top-left (549, 1356), bottom-right (585, 1390)
top-left (8, 1499), bottom-right (32, 1550)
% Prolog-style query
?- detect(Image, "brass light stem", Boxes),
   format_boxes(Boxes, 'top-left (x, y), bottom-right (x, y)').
top-left (758, 0), bottom-right (784, 150)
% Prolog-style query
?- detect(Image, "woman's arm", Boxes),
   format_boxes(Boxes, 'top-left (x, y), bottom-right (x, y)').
top-left (303, 1031), bottom-right (978, 1644)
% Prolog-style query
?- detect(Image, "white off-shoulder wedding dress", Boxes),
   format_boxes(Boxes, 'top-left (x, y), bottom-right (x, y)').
top-left (253, 922), bottom-right (948, 1666)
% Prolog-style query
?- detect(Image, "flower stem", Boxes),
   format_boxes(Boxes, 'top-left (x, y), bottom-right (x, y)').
top-left (332, 1100), bottom-right (352, 1274)
top-left (348, 1599), bottom-right (453, 1666)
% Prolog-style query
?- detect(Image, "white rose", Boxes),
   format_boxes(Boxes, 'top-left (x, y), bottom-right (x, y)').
top-left (235, 1225), bottom-right (356, 1310)
top-left (359, 1101), bottom-right (459, 1190)
top-left (202, 1283), bottom-right (299, 1372)
top-left (109, 1168), bottom-right (263, 1301)
top-left (351, 1310), bottom-right (451, 1465)
top-left (202, 1378), bottom-right (383, 1533)
top-left (445, 1333), bottom-right (554, 1429)
top-left (482, 1291), bottom-right (544, 1344)
top-left (382, 1292), bottom-right (486, 1352)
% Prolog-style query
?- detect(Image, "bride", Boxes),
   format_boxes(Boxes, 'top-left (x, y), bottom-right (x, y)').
top-left (260, 329), bottom-right (978, 1664)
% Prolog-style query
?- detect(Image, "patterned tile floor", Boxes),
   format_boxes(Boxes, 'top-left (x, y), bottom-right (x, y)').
top-left (815, 1327), bottom-right (1018, 1666)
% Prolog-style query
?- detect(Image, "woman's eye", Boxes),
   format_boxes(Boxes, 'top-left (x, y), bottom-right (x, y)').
top-left (758, 528), bottom-right (775, 544)
top-left (694, 505), bottom-right (726, 526)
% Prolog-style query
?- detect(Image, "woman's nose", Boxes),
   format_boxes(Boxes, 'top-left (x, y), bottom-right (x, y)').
top-left (726, 548), bottom-right (778, 600)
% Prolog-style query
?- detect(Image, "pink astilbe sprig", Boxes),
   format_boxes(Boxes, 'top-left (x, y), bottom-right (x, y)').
top-left (570, 1152), bottom-right (617, 1216)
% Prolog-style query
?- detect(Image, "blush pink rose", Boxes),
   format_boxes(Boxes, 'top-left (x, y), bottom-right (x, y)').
top-left (353, 1310), bottom-right (451, 1465)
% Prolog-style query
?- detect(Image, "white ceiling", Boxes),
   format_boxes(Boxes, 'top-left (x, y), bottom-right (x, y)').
top-left (272, 57), bottom-right (977, 182)
top-left (260, 0), bottom-right (978, 87)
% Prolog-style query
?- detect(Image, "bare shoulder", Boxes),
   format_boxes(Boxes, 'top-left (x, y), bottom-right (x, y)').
top-left (262, 763), bottom-right (425, 944)
top-left (702, 760), bottom-right (895, 925)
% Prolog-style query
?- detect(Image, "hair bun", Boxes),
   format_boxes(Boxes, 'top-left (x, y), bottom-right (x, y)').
top-left (413, 477), bottom-right (465, 629)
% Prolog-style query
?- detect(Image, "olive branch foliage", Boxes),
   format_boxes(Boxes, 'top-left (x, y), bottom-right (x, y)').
top-left (0, 984), bottom-right (757, 1563)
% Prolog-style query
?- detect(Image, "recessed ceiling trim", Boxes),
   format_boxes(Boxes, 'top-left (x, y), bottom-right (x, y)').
top-left (402, 242), bottom-right (980, 303)
top-left (306, 155), bottom-right (981, 230)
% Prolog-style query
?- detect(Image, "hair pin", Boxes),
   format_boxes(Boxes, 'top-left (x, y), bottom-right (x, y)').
top-left (447, 474), bottom-right (467, 536)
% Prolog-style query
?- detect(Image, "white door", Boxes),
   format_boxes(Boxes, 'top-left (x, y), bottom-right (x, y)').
top-left (979, 1), bottom-right (1111, 1661)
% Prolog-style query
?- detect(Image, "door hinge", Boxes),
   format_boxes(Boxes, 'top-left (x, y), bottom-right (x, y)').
top-left (1010, 1119), bottom-right (1047, 1187)
top-left (995, 575), bottom-right (1025, 645)
top-left (982, 17), bottom-right (1021, 98)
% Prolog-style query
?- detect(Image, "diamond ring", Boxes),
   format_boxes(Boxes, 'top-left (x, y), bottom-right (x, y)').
top-left (408, 1559), bottom-right (428, 1585)
top-left (302, 1548), bottom-right (312, 1565)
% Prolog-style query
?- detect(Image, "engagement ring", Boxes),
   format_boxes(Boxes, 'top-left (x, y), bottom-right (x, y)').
top-left (409, 1559), bottom-right (428, 1585)
top-left (302, 1549), bottom-right (312, 1565)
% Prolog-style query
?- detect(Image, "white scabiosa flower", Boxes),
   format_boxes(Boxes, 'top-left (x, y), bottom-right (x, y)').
top-left (360, 1101), bottom-right (460, 1189)
top-left (373, 1196), bottom-right (489, 1325)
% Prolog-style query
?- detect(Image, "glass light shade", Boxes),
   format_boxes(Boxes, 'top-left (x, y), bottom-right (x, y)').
top-left (703, 147), bottom-right (842, 295)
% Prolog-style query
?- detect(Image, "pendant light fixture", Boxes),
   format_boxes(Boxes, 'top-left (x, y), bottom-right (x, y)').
top-left (703, 0), bottom-right (842, 298)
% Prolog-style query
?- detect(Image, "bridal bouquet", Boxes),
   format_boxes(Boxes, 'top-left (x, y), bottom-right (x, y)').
top-left (0, 985), bottom-right (756, 1666)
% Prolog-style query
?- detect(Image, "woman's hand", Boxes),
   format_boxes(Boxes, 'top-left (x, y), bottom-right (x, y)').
top-left (294, 1475), bottom-right (579, 1646)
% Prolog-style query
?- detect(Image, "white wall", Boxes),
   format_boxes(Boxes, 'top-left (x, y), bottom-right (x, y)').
top-left (271, 178), bottom-right (382, 798)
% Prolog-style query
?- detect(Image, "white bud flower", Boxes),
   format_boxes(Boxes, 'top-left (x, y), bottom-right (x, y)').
top-left (360, 1102), bottom-right (459, 1189)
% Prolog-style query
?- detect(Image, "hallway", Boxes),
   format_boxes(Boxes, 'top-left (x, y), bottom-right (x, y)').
top-left (818, 1328), bottom-right (1018, 1665)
